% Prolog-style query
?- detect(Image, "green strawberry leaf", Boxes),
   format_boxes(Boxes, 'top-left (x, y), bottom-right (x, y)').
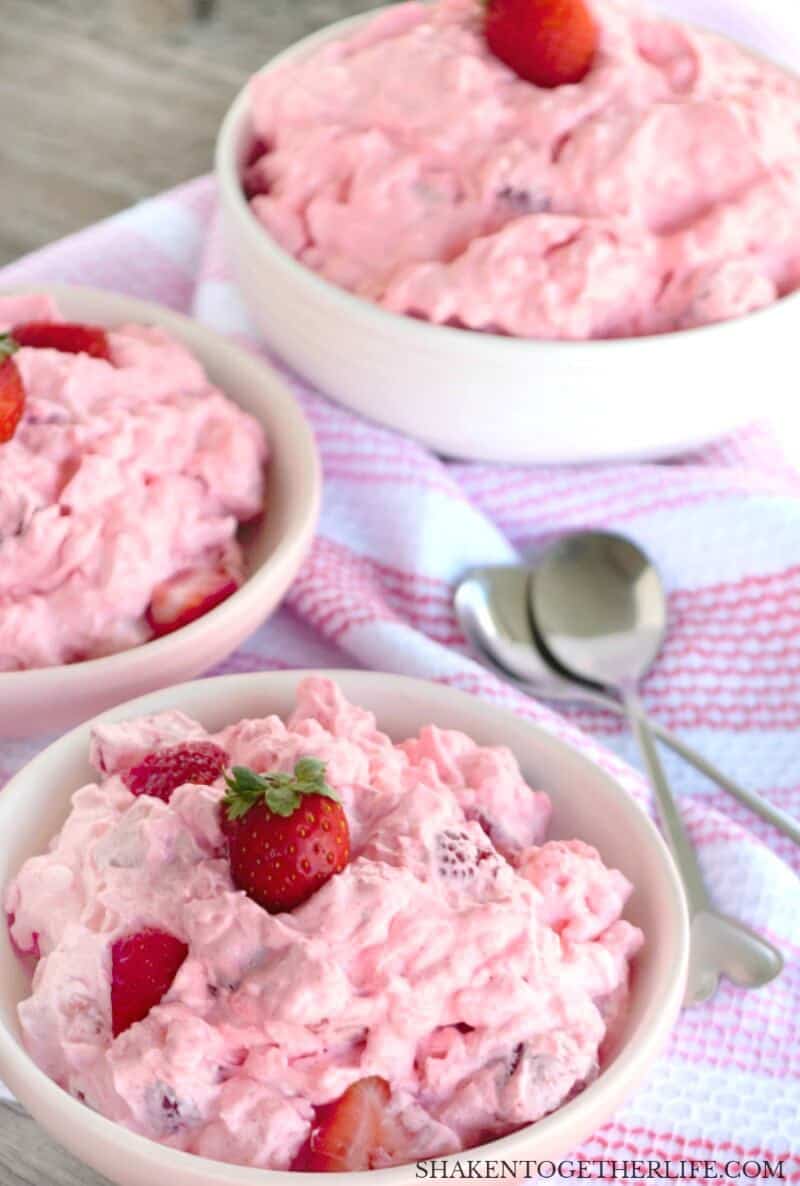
top-left (227, 766), bottom-right (267, 795)
top-left (295, 757), bottom-right (326, 783)
top-left (223, 758), bottom-right (338, 822)
top-left (0, 333), bottom-right (19, 362)
top-left (263, 781), bottom-right (303, 817)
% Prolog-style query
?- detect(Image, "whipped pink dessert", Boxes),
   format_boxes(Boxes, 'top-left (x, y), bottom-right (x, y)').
top-left (245, 0), bottom-right (800, 339)
top-left (7, 677), bottom-right (642, 1171)
top-left (0, 294), bottom-right (266, 670)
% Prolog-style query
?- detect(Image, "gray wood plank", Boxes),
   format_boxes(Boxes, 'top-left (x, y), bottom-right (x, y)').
top-left (0, 0), bottom-right (386, 266)
top-left (0, 1101), bottom-right (109, 1186)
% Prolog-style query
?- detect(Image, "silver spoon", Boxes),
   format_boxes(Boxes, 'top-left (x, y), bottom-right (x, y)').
top-left (454, 565), bottom-right (800, 846)
top-left (529, 530), bottom-right (784, 1005)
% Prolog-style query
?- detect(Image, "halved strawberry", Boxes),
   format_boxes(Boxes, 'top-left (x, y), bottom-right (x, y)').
top-left (111, 928), bottom-right (189, 1038)
top-left (146, 566), bottom-right (240, 639)
top-left (291, 1077), bottom-right (403, 1171)
top-left (12, 321), bottom-right (111, 361)
top-left (222, 760), bottom-right (350, 913)
top-left (0, 334), bottom-right (24, 444)
top-left (123, 741), bottom-right (228, 804)
top-left (435, 825), bottom-right (501, 883)
top-left (486, 0), bottom-right (598, 88)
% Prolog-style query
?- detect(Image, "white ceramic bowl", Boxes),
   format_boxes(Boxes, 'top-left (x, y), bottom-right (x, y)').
top-left (215, 1), bottom-right (799, 465)
top-left (0, 670), bottom-right (689, 1186)
top-left (0, 286), bottom-right (320, 739)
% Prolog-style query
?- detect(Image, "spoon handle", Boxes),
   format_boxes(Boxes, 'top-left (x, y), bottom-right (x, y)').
top-left (512, 672), bottom-right (800, 845)
top-left (538, 680), bottom-right (800, 845)
top-left (622, 688), bottom-right (713, 918)
top-left (624, 689), bottom-right (784, 1005)
top-left (471, 642), bottom-right (800, 845)
top-left (648, 720), bottom-right (800, 846)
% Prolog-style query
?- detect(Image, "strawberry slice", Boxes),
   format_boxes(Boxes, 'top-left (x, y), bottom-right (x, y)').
top-left (12, 321), bottom-right (111, 361)
top-left (291, 1077), bottom-right (403, 1171)
top-left (0, 334), bottom-right (24, 444)
top-left (111, 928), bottom-right (189, 1038)
top-left (6, 911), bottom-right (40, 962)
top-left (146, 566), bottom-right (240, 639)
top-left (222, 760), bottom-right (350, 913)
top-left (123, 741), bottom-right (228, 804)
top-left (486, 0), bottom-right (598, 88)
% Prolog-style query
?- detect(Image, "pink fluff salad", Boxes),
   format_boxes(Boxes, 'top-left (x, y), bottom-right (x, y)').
top-left (245, 0), bottom-right (800, 340)
top-left (6, 677), bottom-right (642, 1170)
top-left (0, 294), bottom-right (267, 670)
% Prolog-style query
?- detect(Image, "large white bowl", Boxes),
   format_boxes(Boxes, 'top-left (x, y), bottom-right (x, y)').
top-left (215, 2), bottom-right (799, 465)
top-left (0, 286), bottom-right (320, 738)
top-left (0, 670), bottom-right (689, 1186)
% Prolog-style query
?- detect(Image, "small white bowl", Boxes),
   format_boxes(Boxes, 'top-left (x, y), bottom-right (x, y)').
top-left (0, 286), bottom-right (320, 739)
top-left (215, 2), bottom-right (799, 465)
top-left (0, 670), bottom-right (689, 1186)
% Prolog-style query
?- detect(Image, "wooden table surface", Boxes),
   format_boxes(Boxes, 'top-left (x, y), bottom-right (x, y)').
top-left (0, 5), bottom-right (386, 1180)
top-left (0, 0), bottom-right (378, 267)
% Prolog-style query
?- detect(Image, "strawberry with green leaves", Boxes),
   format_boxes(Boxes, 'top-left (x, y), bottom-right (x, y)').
top-left (222, 759), bottom-right (350, 913)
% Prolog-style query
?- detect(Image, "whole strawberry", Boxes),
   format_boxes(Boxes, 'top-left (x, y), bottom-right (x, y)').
top-left (0, 333), bottom-right (24, 445)
top-left (485, 0), bottom-right (598, 89)
top-left (222, 759), bottom-right (350, 913)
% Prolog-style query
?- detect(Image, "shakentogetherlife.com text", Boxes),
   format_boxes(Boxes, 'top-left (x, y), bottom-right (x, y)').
top-left (415, 1158), bottom-right (790, 1181)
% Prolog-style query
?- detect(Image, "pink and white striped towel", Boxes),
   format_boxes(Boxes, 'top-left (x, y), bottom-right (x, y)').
top-left (1, 178), bottom-right (798, 1179)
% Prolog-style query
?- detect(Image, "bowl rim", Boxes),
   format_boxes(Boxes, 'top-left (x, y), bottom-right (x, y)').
top-left (214, 2), bottom-right (800, 357)
top-left (0, 668), bottom-right (690, 1184)
top-left (0, 283), bottom-right (321, 702)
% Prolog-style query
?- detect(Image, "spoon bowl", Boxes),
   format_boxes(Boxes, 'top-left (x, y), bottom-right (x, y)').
top-left (454, 566), bottom-right (580, 699)
top-left (531, 532), bottom-right (667, 689)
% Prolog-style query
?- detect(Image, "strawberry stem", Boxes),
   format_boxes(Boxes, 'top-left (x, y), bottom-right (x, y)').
top-left (223, 759), bottom-right (338, 821)
top-left (0, 333), bottom-right (19, 361)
